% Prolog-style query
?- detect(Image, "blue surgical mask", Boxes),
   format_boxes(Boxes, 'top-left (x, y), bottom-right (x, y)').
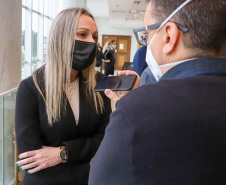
top-left (146, 0), bottom-right (192, 81)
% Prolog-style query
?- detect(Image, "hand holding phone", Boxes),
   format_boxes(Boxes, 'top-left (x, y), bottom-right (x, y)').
top-left (94, 75), bottom-right (137, 92)
top-left (95, 70), bottom-right (141, 103)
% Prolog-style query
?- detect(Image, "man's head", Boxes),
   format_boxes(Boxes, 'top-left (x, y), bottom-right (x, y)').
top-left (144, 0), bottom-right (226, 67)
top-left (111, 40), bottom-right (117, 49)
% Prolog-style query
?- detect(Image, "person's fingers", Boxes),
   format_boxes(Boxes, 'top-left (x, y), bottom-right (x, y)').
top-left (28, 158), bottom-right (52, 174)
top-left (19, 161), bottom-right (39, 170)
top-left (117, 70), bottom-right (127, 76)
top-left (17, 146), bottom-right (62, 174)
top-left (18, 150), bottom-right (36, 160)
top-left (105, 89), bottom-right (121, 102)
top-left (125, 70), bottom-right (141, 89)
top-left (125, 70), bottom-right (136, 75)
top-left (16, 156), bottom-right (36, 166)
top-left (120, 91), bottom-right (128, 96)
top-left (118, 70), bottom-right (141, 90)
top-left (27, 165), bottom-right (43, 174)
top-left (132, 75), bottom-right (141, 90)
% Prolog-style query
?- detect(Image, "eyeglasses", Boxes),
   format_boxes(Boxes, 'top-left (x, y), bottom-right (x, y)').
top-left (133, 21), bottom-right (188, 46)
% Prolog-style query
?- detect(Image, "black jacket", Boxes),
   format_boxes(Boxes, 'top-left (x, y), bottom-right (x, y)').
top-left (103, 49), bottom-right (113, 65)
top-left (89, 57), bottom-right (226, 185)
top-left (15, 69), bottom-right (111, 185)
top-left (96, 47), bottom-right (103, 67)
top-left (109, 49), bottom-right (116, 66)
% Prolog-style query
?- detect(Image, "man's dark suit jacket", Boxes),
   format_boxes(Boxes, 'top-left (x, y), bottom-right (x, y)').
top-left (133, 46), bottom-right (148, 76)
top-left (109, 49), bottom-right (116, 66)
top-left (89, 57), bottom-right (226, 185)
top-left (15, 68), bottom-right (111, 185)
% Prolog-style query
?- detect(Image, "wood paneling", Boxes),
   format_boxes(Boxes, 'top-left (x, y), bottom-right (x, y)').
top-left (102, 35), bottom-right (131, 70)
top-left (117, 54), bottom-right (126, 69)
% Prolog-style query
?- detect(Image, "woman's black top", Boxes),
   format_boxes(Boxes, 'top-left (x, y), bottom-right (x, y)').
top-left (103, 49), bottom-right (113, 65)
top-left (15, 68), bottom-right (111, 185)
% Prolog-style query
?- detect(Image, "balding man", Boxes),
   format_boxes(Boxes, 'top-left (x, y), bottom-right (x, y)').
top-left (89, 0), bottom-right (226, 184)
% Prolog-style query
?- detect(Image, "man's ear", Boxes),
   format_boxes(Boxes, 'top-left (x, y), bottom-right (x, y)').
top-left (162, 22), bottom-right (180, 55)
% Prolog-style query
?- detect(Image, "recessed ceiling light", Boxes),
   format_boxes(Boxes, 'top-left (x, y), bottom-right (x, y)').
top-left (112, 10), bottom-right (127, 13)
top-left (125, 17), bottom-right (142, 21)
top-left (134, 1), bottom-right (141, 5)
top-left (129, 10), bottom-right (137, 13)
top-left (135, 14), bottom-right (137, 17)
top-left (140, 11), bottom-right (145, 13)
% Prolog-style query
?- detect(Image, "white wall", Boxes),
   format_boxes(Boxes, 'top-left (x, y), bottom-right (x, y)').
top-left (55, 2), bottom-right (138, 62)
top-left (95, 17), bottom-right (138, 62)
top-left (56, 0), bottom-right (87, 14)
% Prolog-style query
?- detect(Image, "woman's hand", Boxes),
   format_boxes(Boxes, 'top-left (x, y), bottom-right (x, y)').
top-left (103, 59), bottom-right (110, 63)
top-left (16, 146), bottom-right (62, 174)
top-left (104, 70), bottom-right (141, 103)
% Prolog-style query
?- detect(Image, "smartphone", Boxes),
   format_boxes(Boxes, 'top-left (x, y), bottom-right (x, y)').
top-left (94, 75), bottom-right (137, 92)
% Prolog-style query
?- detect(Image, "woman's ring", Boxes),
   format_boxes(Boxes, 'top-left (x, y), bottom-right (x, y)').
top-left (33, 162), bottom-right (37, 168)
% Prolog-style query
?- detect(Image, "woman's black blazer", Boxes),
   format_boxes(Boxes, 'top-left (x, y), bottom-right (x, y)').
top-left (103, 49), bottom-right (113, 65)
top-left (15, 69), bottom-right (112, 185)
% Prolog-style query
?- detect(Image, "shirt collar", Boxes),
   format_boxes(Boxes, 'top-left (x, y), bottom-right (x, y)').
top-left (161, 56), bottom-right (226, 79)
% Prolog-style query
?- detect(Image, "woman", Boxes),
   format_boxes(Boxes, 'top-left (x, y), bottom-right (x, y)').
top-left (15, 8), bottom-right (111, 185)
top-left (102, 41), bottom-right (113, 76)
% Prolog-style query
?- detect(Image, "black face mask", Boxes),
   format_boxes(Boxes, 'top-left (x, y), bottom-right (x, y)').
top-left (71, 40), bottom-right (97, 70)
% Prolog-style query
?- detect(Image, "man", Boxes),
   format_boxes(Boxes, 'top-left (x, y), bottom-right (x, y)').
top-left (89, 0), bottom-right (226, 184)
top-left (133, 46), bottom-right (148, 76)
top-left (109, 40), bottom-right (117, 75)
top-left (133, 46), bottom-right (156, 86)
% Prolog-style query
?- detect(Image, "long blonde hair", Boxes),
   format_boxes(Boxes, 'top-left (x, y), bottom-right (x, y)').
top-left (33, 8), bottom-right (104, 125)
top-left (102, 41), bottom-right (111, 54)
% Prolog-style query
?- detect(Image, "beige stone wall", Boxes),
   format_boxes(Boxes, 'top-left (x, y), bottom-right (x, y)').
top-left (0, 0), bottom-right (22, 94)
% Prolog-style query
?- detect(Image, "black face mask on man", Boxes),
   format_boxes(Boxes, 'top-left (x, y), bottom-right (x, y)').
top-left (71, 40), bottom-right (97, 70)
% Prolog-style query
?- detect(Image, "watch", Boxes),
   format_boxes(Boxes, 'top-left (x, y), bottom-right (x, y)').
top-left (59, 145), bottom-right (68, 163)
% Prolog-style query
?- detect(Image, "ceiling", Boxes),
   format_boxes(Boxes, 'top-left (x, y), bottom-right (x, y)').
top-left (87, 0), bottom-right (147, 29)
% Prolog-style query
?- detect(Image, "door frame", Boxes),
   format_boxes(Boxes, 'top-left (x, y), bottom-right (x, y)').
top-left (102, 35), bottom-right (131, 70)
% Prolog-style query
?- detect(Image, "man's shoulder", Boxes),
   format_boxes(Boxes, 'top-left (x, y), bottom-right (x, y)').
top-left (116, 78), bottom-right (185, 115)
top-left (120, 80), bottom-right (167, 98)
top-left (117, 74), bottom-right (226, 114)
top-left (116, 81), bottom-right (162, 110)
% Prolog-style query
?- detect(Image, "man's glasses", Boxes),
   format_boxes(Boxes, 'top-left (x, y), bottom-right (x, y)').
top-left (133, 22), bottom-right (188, 46)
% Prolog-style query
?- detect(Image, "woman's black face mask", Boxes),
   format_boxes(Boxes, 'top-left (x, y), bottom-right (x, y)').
top-left (71, 40), bottom-right (97, 70)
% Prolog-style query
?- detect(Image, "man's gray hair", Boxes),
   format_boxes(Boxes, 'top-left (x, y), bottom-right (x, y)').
top-left (145, 0), bottom-right (226, 56)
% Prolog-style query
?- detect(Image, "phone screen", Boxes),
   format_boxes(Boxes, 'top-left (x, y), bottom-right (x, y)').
top-left (94, 75), bottom-right (137, 92)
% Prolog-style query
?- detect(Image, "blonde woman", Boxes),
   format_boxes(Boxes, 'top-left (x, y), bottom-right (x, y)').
top-left (15, 8), bottom-right (111, 185)
top-left (102, 41), bottom-right (114, 76)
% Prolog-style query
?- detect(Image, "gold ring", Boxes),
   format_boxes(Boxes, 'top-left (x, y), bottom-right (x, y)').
top-left (33, 162), bottom-right (37, 168)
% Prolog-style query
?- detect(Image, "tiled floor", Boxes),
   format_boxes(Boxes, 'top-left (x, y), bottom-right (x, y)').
top-left (95, 68), bottom-right (119, 76)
